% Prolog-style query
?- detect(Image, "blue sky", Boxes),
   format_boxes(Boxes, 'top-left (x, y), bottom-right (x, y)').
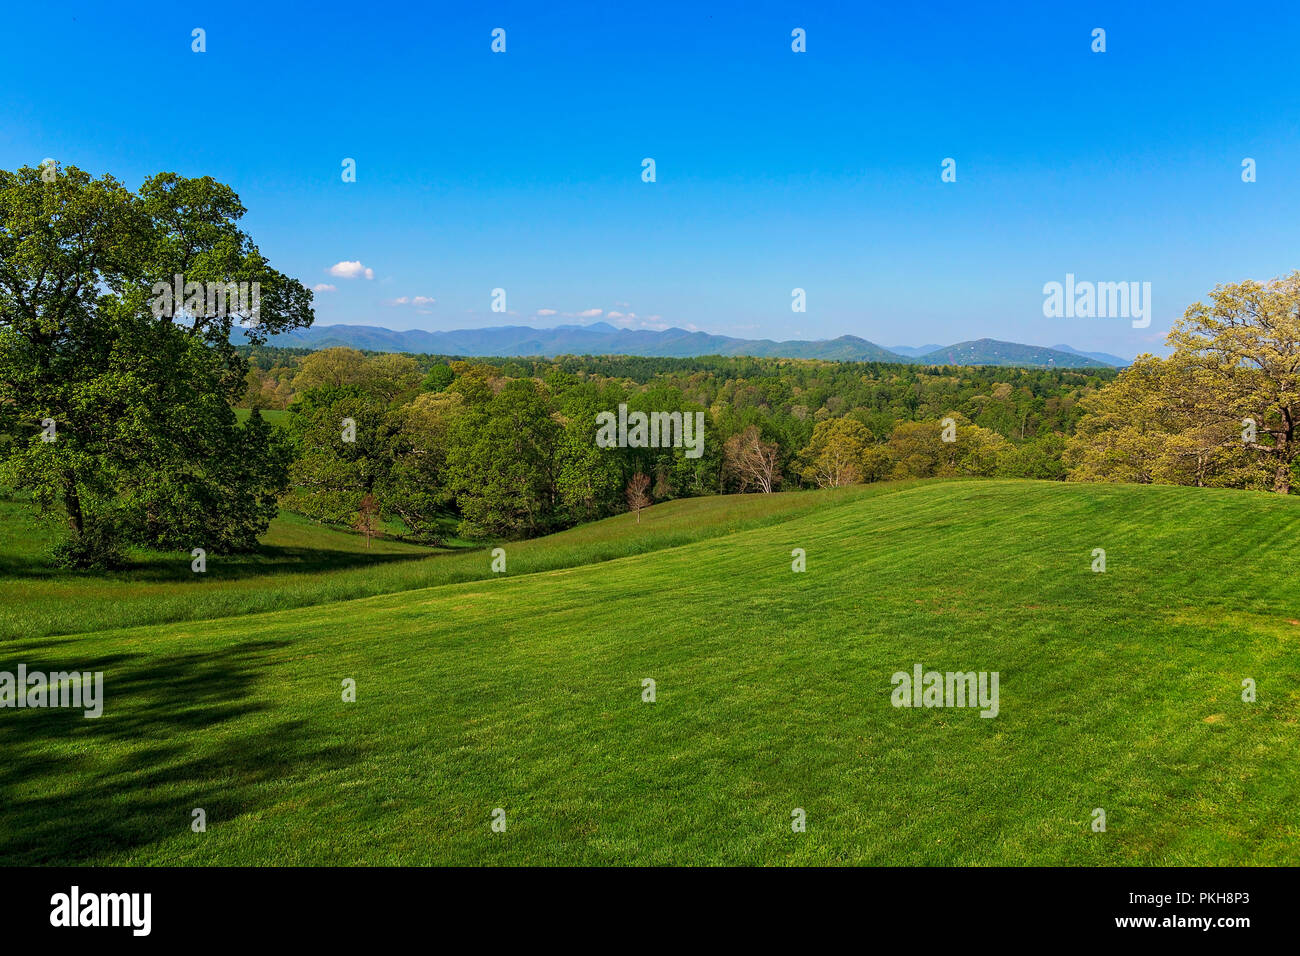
top-left (4, 1), bottom-right (1298, 358)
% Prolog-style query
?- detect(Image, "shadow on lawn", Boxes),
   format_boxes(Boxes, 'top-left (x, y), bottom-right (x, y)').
top-left (0, 639), bottom-right (360, 865)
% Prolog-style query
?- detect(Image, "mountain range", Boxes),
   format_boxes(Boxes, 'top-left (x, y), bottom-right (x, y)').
top-left (235, 322), bottom-right (1128, 368)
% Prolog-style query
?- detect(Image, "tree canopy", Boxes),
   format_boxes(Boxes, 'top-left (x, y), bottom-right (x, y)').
top-left (0, 164), bottom-right (312, 565)
top-left (1068, 273), bottom-right (1300, 493)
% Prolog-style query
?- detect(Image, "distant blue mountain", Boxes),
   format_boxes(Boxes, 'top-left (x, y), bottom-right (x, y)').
top-left (912, 339), bottom-right (1128, 368)
top-left (888, 344), bottom-right (946, 357)
top-left (234, 323), bottom-right (1124, 368)
top-left (1048, 343), bottom-right (1130, 367)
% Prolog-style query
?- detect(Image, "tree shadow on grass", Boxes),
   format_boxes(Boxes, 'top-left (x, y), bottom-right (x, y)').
top-left (0, 639), bottom-right (361, 865)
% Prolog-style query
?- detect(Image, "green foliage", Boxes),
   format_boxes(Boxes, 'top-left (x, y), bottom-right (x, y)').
top-left (422, 363), bottom-right (454, 392)
top-left (797, 417), bottom-right (881, 487)
top-left (0, 164), bottom-right (312, 563)
top-left (444, 380), bottom-right (562, 538)
top-left (256, 349), bottom-right (1114, 546)
top-left (48, 514), bottom-right (126, 570)
top-left (884, 413), bottom-right (1010, 479)
top-left (1068, 274), bottom-right (1300, 492)
top-left (555, 407), bottom-right (623, 523)
top-left (997, 433), bottom-right (1069, 481)
top-left (248, 348), bottom-right (1112, 545)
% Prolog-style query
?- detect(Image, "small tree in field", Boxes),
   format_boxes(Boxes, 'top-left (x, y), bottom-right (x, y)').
top-left (626, 472), bottom-right (651, 523)
top-left (354, 493), bottom-right (381, 548)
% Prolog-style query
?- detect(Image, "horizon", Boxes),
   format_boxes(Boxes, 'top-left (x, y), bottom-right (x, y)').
top-left (7, 1), bottom-right (1299, 358)
top-left (267, 317), bottom-right (1134, 363)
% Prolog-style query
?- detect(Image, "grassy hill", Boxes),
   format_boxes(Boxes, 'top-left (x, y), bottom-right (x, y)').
top-left (3, 480), bottom-right (1297, 865)
top-left (0, 486), bottom-right (886, 642)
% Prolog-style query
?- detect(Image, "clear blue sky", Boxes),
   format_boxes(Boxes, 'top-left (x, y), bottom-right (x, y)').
top-left (4, 1), bottom-right (1298, 358)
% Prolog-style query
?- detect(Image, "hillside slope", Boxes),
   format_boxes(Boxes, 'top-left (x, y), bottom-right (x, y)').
top-left (4, 481), bottom-right (1297, 865)
top-left (0, 485), bottom-right (892, 641)
top-left (916, 338), bottom-right (1118, 368)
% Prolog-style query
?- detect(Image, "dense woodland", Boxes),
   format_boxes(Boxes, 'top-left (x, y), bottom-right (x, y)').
top-left (236, 269), bottom-right (1300, 546)
top-left (238, 346), bottom-right (1115, 543)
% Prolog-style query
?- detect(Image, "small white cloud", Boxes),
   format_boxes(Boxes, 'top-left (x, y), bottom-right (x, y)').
top-left (606, 311), bottom-right (625, 319)
top-left (388, 296), bottom-right (410, 305)
top-left (411, 296), bottom-right (436, 306)
top-left (313, 283), bottom-right (337, 293)
top-left (577, 308), bottom-right (603, 318)
top-left (328, 260), bottom-right (375, 280)
top-left (536, 308), bottom-right (558, 316)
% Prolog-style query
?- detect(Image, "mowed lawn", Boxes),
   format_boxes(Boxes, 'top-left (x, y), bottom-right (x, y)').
top-left (0, 485), bottom-right (885, 642)
top-left (2, 480), bottom-right (1298, 865)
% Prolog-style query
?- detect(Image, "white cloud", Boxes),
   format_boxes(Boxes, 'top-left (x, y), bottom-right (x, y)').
top-left (328, 260), bottom-right (375, 280)
top-left (412, 296), bottom-right (436, 306)
top-left (606, 311), bottom-right (625, 319)
top-left (536, 308), bottom-right (558, 316)
top-left (577, 308), bottom-right (603, 318)
top-left (313, 283), bottom-right (337, 293)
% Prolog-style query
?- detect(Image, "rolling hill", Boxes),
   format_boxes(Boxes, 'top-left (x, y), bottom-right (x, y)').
top-left (235, 323), bottom-right (1124, 368)
top-left (3, 480), bottom-right (1295, 865)
top-left (914, 339), bottom-right (1123, 368)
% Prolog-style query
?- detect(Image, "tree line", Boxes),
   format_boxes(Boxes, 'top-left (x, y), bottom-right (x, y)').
top-left (242, 346), bottom-right (1115, 544)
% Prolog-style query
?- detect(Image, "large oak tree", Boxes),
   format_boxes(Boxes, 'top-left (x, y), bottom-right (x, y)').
top-left (1069, 273), bottom-right (1300, 493)
top-left (0, 164), bottom-right (313, 565)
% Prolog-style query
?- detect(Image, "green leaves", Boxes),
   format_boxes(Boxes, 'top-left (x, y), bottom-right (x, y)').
top-left (0, 164), bottom-right (314, 563)
top-left (1072, 273), bottom-right (1300, 493)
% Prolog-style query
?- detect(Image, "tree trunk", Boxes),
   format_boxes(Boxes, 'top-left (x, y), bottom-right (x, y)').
top-left (62, 471), bottom-right (84, 534)
top-left (1274, 463), bottom-right (1291, 495)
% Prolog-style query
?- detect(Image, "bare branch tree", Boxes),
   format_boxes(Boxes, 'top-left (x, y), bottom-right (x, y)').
top-left (626, 472), bottom-right (651, 523)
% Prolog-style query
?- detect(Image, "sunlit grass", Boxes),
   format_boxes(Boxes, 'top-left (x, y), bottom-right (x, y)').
top-left (3, 480), bottom-right (1297, 865)
top-left (0, 484), bottom-right (898, 641)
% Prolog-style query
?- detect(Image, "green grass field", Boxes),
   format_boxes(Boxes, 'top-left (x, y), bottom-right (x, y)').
top-left (3, 480), bottom-right (1298, 865)
top-left (0, 486), bottom-right (884, 642)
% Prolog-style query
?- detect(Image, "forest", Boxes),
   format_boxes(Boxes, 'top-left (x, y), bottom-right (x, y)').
top-left (237, 346), bottom-right (1115, 544)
